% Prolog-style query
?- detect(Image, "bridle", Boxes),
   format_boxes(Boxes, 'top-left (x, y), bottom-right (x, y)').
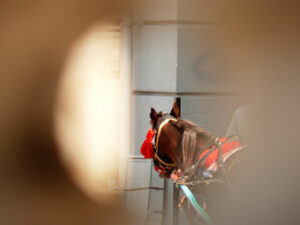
top-left (152, 113), bottom-right (177, 175)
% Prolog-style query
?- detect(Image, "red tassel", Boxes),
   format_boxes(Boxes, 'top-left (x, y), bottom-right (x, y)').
top-left (140, 128), bottom-right (156, 158)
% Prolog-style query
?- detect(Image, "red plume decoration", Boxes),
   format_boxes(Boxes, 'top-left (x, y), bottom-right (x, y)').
top-left (140, 128), bottom-right (156, 158)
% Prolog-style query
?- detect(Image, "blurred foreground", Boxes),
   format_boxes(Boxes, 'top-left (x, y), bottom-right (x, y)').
top-left (0, 0), bottom-right (128, 224)
top-left (0, 0), bottom-right (300, 224)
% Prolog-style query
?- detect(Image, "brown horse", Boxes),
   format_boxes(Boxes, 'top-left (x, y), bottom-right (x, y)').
top-left (149, 101), bottom-right (245, 225)
top-left (150, 102), bottom-right (216, 174)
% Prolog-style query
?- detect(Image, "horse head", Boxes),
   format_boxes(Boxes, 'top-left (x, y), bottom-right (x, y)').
top-left (147, 102), bottom-right (181, 178)
top-left (144, 101), bottom-right (215, 178)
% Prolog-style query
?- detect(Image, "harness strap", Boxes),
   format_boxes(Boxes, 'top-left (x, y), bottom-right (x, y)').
top-left (177, 139), bottom-right (219, 184)
top-left (216, 140), bottom-right (235, 194)
top-left (155, 118), bottom-right (177, 150)
top-left (176, 136), bottom-right (245, 185)
top-left (154, 117), bottom-right (177, 168)
top-left (154, 153), bottom-right (176, 167)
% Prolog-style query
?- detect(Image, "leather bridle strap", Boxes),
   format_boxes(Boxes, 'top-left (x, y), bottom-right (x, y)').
top-left (155, 118), bottom-right (177, 150)
top-left (154, 153), bottom-right (176, 167)
top-left (155, 117), bottom-right (177, 167)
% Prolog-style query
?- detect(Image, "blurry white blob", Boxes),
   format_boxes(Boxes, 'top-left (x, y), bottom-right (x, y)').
top-left (55, 23), bottom-right (121, 202)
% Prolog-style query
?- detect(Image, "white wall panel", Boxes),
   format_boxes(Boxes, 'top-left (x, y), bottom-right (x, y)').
top-left (181, 95), bottom-right (242, 136)
top-left (150, 166), bottom-right (164, 189)
top-left (132, 25), bottom-right (177, 92)
top-left (126, 158), bottom-right (152, 189)
top-left (125, 189), bottom-right (150, 217)
top-left (177, 26), bottom-right (238, 93)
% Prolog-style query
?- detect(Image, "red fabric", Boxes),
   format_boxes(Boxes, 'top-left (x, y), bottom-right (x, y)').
top-left (198, 137), bottom-right (242, 168)
top-left (140, 128), bottom-right (156, 158)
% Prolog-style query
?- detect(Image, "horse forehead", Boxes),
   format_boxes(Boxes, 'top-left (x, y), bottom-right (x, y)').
top-left (160, 122), bottom-right (180, 139)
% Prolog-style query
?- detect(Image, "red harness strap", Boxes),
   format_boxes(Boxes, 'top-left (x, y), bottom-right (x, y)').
top-left (198, 137), bottom-right (242, 169)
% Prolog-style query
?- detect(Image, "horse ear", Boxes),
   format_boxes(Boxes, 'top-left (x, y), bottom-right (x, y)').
top-left (170, 101), bottom-right (180, 118)
top-left (150, 107), bottom-right (158, 121)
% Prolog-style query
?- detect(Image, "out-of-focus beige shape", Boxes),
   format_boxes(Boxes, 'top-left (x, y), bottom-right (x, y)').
top-left (55, 23), bottom-right (121, 202)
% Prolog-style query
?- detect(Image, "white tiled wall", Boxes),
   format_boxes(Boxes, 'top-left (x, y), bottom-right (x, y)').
top-left (126, 158), bottom-right (152, 189)
top-left (132, 25), bottom-right (178, 92)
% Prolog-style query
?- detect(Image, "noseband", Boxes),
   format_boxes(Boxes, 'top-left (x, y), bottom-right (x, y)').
top-left (153, 113), bottom-right (177, 174)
